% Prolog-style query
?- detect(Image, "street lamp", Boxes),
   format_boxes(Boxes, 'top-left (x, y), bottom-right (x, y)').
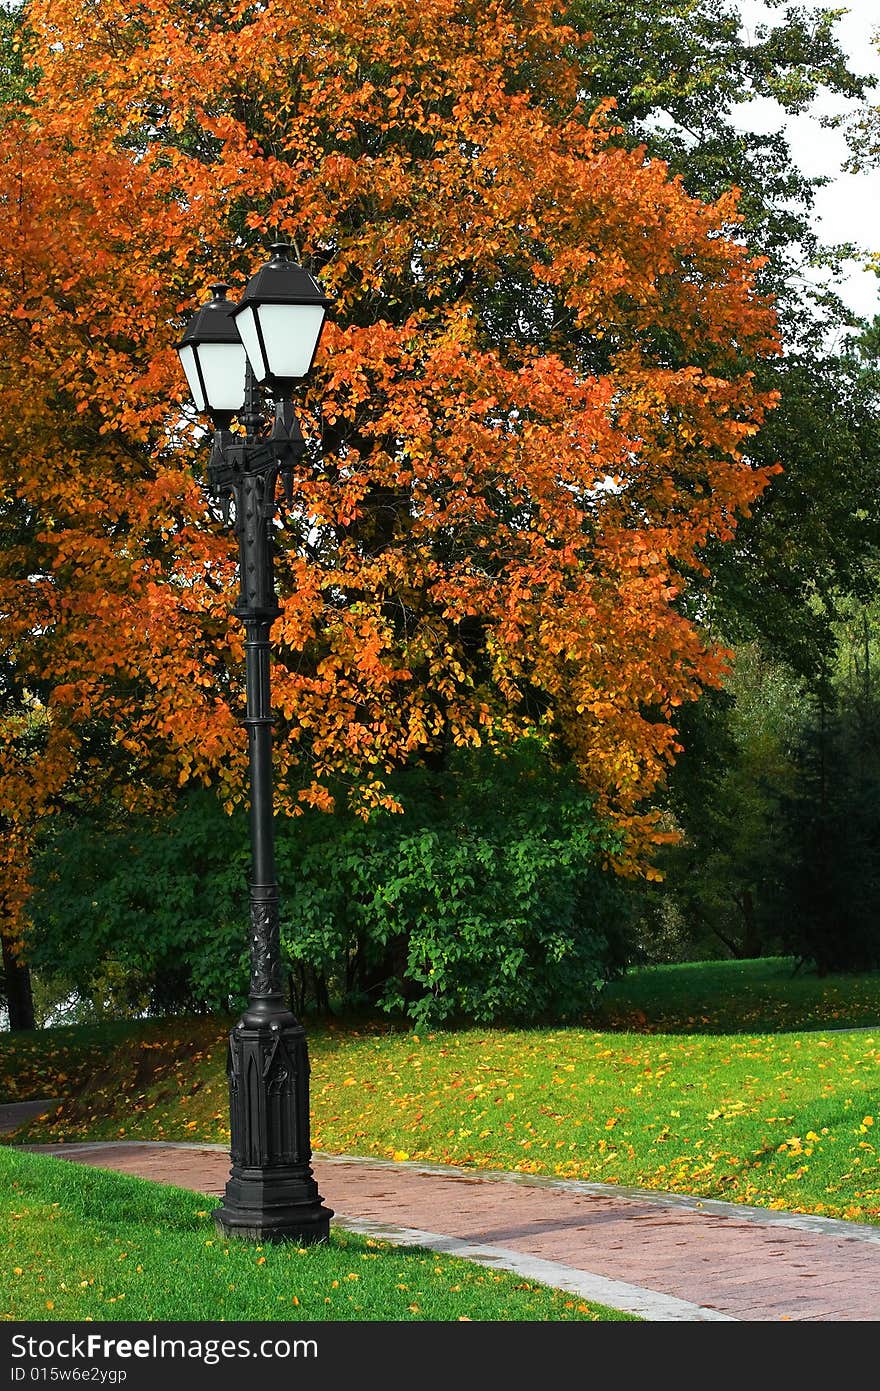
top-left (177, 244), bottom-right (332, 1245)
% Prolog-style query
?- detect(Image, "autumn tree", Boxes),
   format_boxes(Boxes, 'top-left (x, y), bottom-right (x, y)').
top-left (0, 0), bottom-right (780, 1004)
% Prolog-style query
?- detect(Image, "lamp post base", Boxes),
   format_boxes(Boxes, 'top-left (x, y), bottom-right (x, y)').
top-left (215, 1010), bottom-right (332, 1245)
top-left (213, 1191), bottom-right (332, 1246)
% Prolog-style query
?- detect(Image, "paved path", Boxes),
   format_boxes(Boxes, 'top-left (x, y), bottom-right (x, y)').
top-left (15, 1137), bottom-right (880, 1322)
top-left (0, 1099), bottom-right (59, 1135)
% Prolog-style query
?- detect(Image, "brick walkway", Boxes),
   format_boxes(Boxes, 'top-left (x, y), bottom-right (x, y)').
top-left (20, 1139), bottom-right (880, 1322)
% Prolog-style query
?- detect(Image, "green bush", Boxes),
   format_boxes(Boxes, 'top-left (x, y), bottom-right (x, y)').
top-left (278, 743), bottom-right (632, 1026)
top-left (27, 792), bottom-right (249, 1017)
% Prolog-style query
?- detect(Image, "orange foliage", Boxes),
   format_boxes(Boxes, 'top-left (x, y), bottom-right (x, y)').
top-left (0, 0), bottom-right (780, 947)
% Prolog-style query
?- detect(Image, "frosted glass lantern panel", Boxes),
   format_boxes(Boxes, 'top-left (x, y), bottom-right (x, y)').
top-left (234, 305), bottom-right (265, 382)
top-left (178, 345), bottom-right (206, 412)
top-left (196, 341), bottom-right (248, 412)
top-left (239, 303), bottom-right (325, 381)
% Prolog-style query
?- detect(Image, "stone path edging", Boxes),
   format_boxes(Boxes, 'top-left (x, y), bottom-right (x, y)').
top-left (333, 1216), bottom-right (736, 1321)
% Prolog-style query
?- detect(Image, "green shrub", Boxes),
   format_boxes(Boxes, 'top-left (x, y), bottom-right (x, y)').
top-left (278, 742), bottom-right (632, 1026)
top-left (27, 792), bottom-right (249, 1016)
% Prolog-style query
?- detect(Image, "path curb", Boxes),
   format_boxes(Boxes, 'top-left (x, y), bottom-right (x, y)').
top-left (332, 1216), bottom-right (737, 1321)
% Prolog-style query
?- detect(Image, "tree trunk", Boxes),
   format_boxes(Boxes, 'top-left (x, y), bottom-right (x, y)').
top-left (1, 931), bottom-right (36, 1032)
top-left (739, 888), bottom-right (761, 959)
top-left (710, 921), bottom-right (745, 959)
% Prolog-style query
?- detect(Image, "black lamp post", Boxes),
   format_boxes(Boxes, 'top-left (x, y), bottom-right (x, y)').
top-left (177, 244), bottom-right (332, 1245)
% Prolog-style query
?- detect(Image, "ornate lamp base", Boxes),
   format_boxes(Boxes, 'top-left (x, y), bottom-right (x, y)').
top-left (213, 1011), bottom-right (333, 1245)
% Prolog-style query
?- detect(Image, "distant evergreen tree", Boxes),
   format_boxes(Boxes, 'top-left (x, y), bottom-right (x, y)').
top-left (777, 610), bottom-right (880, 972)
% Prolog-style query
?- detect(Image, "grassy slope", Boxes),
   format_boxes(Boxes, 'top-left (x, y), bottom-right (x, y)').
top-left (0, 1020), bottom-right (145, 1104)
top-left (4, 960), bottom-right (880, 1224)
top-left (0, 1148), bottom-right (631, 1321)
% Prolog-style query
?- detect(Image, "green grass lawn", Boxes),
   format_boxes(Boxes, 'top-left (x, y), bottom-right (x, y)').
top-left (0, 1148), bottom-right (631, 1322)
top-left (4, 959), bottom-right (880, 1225)
top-left (593, 957), bottom-right (880, 1034)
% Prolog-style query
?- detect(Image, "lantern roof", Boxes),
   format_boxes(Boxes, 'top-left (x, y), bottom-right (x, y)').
top-left (232, 245), bottom-right (331, 314)
top-left (178, 283), bottom-right (241, 347)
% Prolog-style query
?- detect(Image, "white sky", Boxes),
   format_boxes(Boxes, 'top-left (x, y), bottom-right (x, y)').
top-left (735, 0), bottom-right (880, 323)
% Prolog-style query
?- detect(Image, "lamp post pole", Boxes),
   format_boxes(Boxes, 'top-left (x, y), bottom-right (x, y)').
top-left (177, 249), bottom-right (332, 1245)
